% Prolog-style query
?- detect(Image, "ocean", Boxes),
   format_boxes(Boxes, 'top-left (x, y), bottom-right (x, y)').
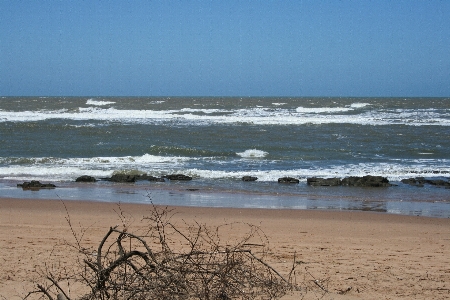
top-left (1, 96), bottom-right (449, 217)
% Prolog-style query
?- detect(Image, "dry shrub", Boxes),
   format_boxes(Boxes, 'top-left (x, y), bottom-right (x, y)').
top-left (25, 204), bottom-right (299, 300)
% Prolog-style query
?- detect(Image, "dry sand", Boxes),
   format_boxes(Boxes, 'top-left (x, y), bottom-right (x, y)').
top-left (1, 197), bottom-right (449, 299)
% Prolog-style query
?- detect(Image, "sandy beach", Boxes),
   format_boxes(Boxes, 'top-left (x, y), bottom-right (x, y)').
top-left (1, 197), bottom-right (449, 299)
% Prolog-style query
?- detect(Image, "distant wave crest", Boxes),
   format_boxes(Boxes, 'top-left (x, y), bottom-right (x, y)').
top-left (86, 99), bottom-right (116, 106)
top-left (236, 149), bottom-right (268, 158)
top-left (0, 102), bottom-right (447, 127)
top-left (295, 103), bottom-right (369, 114)
top-left (295, 106), bottom-right (352, 113)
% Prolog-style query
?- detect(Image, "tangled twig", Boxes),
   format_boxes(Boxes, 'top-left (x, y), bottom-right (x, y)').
top-left (25, 203), bottom-right (299, 300)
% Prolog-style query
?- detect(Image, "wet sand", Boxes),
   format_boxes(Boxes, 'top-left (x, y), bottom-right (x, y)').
top-left (1, 197), bottom-right (449, 299)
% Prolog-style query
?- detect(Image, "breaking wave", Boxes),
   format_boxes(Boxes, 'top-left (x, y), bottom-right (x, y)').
top-left (86, 99), bottom-right (116, 106)
top-left (236, 149), bottom-right (269, 158)
top-left (0, 102), bottom-right (448, 126)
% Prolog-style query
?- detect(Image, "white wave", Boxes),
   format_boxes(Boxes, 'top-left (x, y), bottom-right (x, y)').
top-left (350, 102), bottom-right (370, 108)
top-left (1, 156), bottom-right (449, 182)
top-left (0, 165), bottom-right (111, 181)
top-left (0, 154), bottom-right (193, 181)
top-left (86, 99), bottom-right (116, 106)
top-left (54, 154), bottom-right (191, 165)
top-left (236, 149), bottom-right (268, 158)
top-left (178, 108), bottom-right (231, 114)
top-left (295, 106), bottom-right (353, 113)
top-left (189, 161), bottom-right (450, 182)
top-left (296, 102), bottom-right (370, 114)
top-left (190, 169), bottom-right (305, 182)
top-left (0, 106), bottom-right (448, 126)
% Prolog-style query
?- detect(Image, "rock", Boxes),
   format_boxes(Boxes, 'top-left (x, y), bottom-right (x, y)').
top-left (401, 178), bottom-right (423, 187)
top-left (424, 179), bottom-right (450, 187)
top-left (139, 175), bottom-right (165, 182)
top-left (278, 177), bottom-right (300, 184)
top-left (306, 176), bottom-right (391, 187)
top-left (242, 176), bottom-right (258, 181)
top-left (307, 177), bottom-right (341, 186)
top-left (402, 177), bottom-right (450, 188)
top-left (401, 178), bottom-right (418, 185)
top-left (101, 173), bottom-right (166, 182)
top-left (164, 174), bottom-right (193, 181)
top-left (75, 175), bottom-right (97, 182)
top-left (342, 175), bottom-right (391, 187)
top-left (109, 174), bottom-right (139, 182)
top-left (17, 181), bottom-right (56, 190)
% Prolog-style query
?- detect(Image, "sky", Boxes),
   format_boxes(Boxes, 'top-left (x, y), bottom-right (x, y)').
top-left (1, 1), bottom-right (449, 97)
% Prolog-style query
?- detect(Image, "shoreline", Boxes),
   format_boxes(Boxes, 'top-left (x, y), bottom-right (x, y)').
top-left (2, 179), bottom-right (450, 218)
top-left (1, 197), bottom-right (450, 299)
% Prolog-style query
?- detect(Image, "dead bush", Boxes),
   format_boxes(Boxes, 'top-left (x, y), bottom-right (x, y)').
top-left (24, 203), bottom-right (299, 300)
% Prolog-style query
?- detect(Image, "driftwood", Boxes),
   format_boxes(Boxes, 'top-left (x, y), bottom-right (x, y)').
top-left (24, 203), bottom-right (300, 300)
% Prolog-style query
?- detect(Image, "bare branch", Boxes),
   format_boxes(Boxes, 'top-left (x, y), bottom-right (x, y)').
top-left (25, 204), bottom-right (300, 300)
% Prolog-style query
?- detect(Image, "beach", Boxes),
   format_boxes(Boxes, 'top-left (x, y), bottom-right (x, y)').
top-left (1, 197), bottom-right (449, 299)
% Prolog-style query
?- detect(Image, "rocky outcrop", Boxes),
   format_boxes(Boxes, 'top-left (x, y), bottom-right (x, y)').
top-left (101, 174), bottom-right (165, 182)
top-left (164, 174), bottom-right (193, 181)
top-left (307, 177), bottom-right (341, 186)
top-left (341, 176), bottom-right (391, 187)
top-left (306, 176), bottom-right (392, 187)
top-left (17, 181), bottom-right (56, 190)
top-left (75, 175), bottom-right (97, 182)
top-left (242, 176), bottom-right (258, 181)
top-left (402, 177), bottom-right (450, 188)
top-left (140, 175), bottom-right (165, 182)
top-left (426, 179), bottom-right (450, 187)
top-left (401, 178), bottom-right (423, 187)
top-left (278, 177), bottom-right (300, 184)
top-left (109, 174), bottom-right (140, 182)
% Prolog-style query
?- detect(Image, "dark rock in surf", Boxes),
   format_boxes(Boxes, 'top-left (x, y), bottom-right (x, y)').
top-left (278, 177), bottom-right (300, 184)
top-left (164, 174), bottom-right (193, 181)
top-left (242, 176), bottom-right (258, 181)
top-left (17, 181), bottom-right (56, 190)
top-left (109, 174), bottom-right (139, 183)
top-left (402, 177), bottom-right (450, 188)
top-left (417, 177), bottom-right (450, 187)
top-left (139, 174), bottom-right (165, 182)
top-left (75, 175), bottom-right (97, 182)
top-left (426, 179), bottom-right (450, 187)
top-left (101, 173), bottom-right (166, 183)
top-left (342, 175), bottom-right (391, 187)
top-left (307, 177), bottom-right (341, 186)
top-left (401, 178), bottom-right (423, 187)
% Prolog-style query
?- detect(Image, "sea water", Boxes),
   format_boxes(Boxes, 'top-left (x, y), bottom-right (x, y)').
top-left (0, 97), bottom-right (449, 217)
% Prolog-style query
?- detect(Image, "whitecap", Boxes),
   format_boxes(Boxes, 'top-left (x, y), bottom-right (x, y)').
top-left (86, 99), bottom-right (116, 106)
top-left (178, 108), bottom-right (232, 114)
top-left (236, 149), bottom-right (268, 158)
top-left (0, 154), bottom-right (193, 181)
top-left (350, 102), bottom-right (370, 108)
top-left (0, 105), bottom-right (448, 127)
top-left (295, 107), bottom-right (352, 113)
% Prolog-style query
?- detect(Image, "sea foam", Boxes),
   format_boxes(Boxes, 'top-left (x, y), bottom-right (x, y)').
top-left (0, 105), bottom-right (448, 127)
top-left (236, 149), bottom-right (269, 158)
top-left (86, 99), bottom-right (116, 106)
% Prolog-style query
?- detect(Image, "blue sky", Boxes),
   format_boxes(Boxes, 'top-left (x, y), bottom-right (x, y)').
top-left (1, 1), bottom-right (449, 97)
